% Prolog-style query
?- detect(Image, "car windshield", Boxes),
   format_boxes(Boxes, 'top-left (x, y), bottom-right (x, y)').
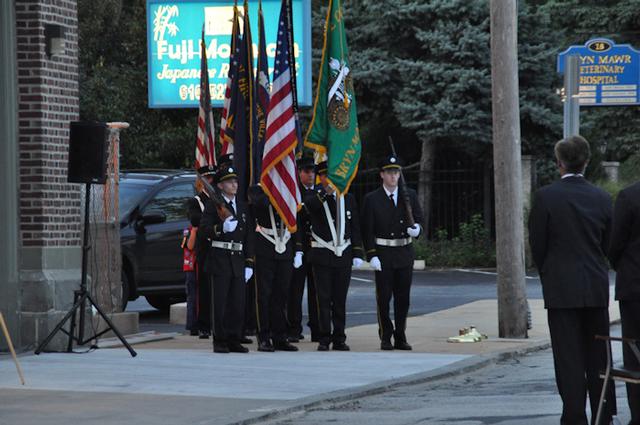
top-left (119, 182), bottom-right (151, 218)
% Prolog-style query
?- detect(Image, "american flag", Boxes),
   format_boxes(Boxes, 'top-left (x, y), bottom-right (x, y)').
top-left (260, 0), bottom-right (301, 232)
top-left (195, 26), bottom-right (216, 169)
top-left (219, 4), bottom-right (239, 156)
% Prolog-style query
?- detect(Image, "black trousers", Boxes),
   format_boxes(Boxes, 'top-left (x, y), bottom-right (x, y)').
top-left (210, 269), bottom-right (245, 343)
top-left (287, 257), bottom-right (319, 337)
top-left (620, 300), bottom-right (640, 425)
top-left (374, 264), bottom-right (413, 343)
top-left (547, 308), bottom-right (616, 425)
top-left (313, 263), bottom-right (351, 345)
top-left (195, 261), bottom-right (211, 332)
top-left (255, 256), bottom-right (293, 343)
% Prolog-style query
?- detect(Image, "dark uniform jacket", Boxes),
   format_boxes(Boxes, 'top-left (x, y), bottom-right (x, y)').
top-left (250, 186), bottom-right (294, 260)
top-left (200, 196), bottom-right (254, 277)
top-left (295, 184), bottom-right (316, 255)
top-left (528, 176), bottom-right (612, 309)
top-left (361, 187), bottom-right (424, 269)
top-left (608, 181), bottom-right (640, 301)
top-left (304, 190), bottom-right (364, 267)
top-left (187, 191), bottom-right (210, 265)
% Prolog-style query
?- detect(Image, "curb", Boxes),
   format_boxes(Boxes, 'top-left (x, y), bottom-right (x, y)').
top-left (229, 338), bottom-right (552, 425)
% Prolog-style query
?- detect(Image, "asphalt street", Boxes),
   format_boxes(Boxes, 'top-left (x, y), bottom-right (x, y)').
top-left (262, 325), bottom-right (632, 425)
top-left (128, 269), bottom-right (546, 333)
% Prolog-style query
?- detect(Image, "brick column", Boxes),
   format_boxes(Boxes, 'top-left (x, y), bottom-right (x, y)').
top-left (15, 0), bottom-right (82, 350)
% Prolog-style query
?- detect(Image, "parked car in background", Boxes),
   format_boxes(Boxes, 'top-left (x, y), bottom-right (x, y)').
top-left (119, 170), bottom-right (196, 310)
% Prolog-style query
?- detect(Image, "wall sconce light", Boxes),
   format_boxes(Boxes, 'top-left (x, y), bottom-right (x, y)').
top-left (44, 24), bottom-right (65, 57)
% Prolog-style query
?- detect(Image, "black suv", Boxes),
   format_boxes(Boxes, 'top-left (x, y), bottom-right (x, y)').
top-left (120, 170), bottom-right (196, 310)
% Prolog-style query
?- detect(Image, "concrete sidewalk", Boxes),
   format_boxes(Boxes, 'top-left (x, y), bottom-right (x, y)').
top-left (0, 295), bottom-right (621, 425)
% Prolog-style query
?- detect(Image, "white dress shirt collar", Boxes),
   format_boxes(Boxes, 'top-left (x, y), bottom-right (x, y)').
top-left (383, 185), bottom-right (398, 206)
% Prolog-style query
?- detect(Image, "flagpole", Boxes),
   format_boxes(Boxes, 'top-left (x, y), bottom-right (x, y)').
top-left (285, 0), bottom-right (303, 156)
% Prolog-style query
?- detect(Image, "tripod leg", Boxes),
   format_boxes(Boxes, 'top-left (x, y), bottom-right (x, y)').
top-left (67, 290), bottom-right (81, 352)
top-left (34, 295), bottom-right (84, 355)
top-left (86, 294), bottom-right (137, 357)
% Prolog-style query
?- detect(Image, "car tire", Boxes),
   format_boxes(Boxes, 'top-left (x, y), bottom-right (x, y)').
top-left (121, 270), bottom-right (130, 311)
top-left (145, 295), bottom-right (172, 312)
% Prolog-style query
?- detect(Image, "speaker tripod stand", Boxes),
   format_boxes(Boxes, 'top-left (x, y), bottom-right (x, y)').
top-left (35, 183), bottom-right (136, 357)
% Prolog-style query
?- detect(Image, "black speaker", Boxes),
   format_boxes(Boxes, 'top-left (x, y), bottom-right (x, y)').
top-left (68, 121), bottom-right (108, 184)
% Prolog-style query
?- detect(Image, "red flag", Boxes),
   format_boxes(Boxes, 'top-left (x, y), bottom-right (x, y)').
top-left (195, 25), bottom-right (216, 168)
top-left (219, 3), bottom-right (240, 156)
top-left (260, 0), bottom-right (301, 232)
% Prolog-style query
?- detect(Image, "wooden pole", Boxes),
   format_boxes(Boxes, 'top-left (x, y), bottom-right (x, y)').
top-left (0, 312), bottom-right (25, 385)
top-left (490, 0), bottom-right (528, 338)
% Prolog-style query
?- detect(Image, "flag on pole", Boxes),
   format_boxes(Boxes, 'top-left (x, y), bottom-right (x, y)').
top-left (260, 0), bottom-right (301, 232)
top-left (230, 0), bottom-right (255, 201)
top-left (195, 25), bottom-right (216, 169)
top-left (253, 0), bottom-right (270, 184)
top-left (304, 0), bottom-right (360, 194)
top-left (219, 2), bottom-right (240, 155)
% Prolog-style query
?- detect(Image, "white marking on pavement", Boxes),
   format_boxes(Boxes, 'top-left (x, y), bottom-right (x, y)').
top-left (453, 268), bottom-right (539, 280)
top-left (352, 277), bottom-right (374, 282)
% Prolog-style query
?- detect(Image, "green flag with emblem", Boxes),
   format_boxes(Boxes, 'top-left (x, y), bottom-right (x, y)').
top-left (304, 0), bottom-right (360, 194)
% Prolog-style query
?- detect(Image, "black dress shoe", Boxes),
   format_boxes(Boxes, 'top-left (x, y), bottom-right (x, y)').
top-left (213, 342), bottom-right (229, 353)
top-left (258, 341), bottom-right (275, 352)
top-left (189, 329), bottom-right (199, 336)
top-left (240, 336), bottom-right (253, 344)
top-left (274, 341), bottom-right (299, 351)
top-left (228, 343), bottom-right (249, 353)
top-left (317, 343), bottom-right (330, 351)
top-left (287, 336), bottom-right (300, 343)
top-left (394, 341), bottom-right (412, 350)
top-left (380, 340), bottom-right (393, 350)
top-left (199, 330), bottom-right (210, 339)
top-left (332, 342), bottom-right (350, 351)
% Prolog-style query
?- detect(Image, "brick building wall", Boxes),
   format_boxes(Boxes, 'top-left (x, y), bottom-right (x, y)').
top-left (16, 0), bottom-right (81, 247)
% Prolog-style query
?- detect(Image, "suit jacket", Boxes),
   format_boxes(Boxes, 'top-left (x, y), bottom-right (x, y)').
top-left (200, 196), bottom-right (254, 277)
top-left (249, 185), bottom-right (294, 260)
top-left (304, 190), bottom-right (364, 267)
top-left (528, 176), bottom-right (612, 309)
top-left (608, 181), bottom-right (640, 301)
top-left (361, 186), bottom-right (424, 269)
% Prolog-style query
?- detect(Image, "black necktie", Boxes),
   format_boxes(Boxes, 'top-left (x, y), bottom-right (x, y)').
top-left (389, 193), bottom-right (395, 207)
top-left (228, 200), bottom-right (236, 215)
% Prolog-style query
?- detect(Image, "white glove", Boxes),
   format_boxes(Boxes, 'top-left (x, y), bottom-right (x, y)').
top-left (352, 257), bottom-right (364, 268)
top-left (223, 217), bottom-right (238, 233)
top-left (369, 256), bottom-right (382, 271)
top-left (244, 267), bottom-right (253, 282)
top-left (293, 251), bottom-right (303, 269)
top-left (407, 224), bottom-right (420, 238)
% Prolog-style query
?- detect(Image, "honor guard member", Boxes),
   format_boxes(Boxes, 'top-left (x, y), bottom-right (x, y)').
top-left (361, 155), bottom-right (424, 350)
top-left (287, 156), bottom-right (320, 342)
top-left (187, 164), bottom-right (216, 339)
top-left (305, 161), bottom-right (365, 351)
top-left (248, 185), bottom-right (299, 352)
top-left (200, 166), bottom-right (254, 353)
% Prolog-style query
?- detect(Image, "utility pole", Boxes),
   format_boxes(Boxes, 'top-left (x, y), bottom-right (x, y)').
top-left (490, 0), bottom-right (528, 338)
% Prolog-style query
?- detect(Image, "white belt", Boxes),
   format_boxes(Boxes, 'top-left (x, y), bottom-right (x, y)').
top-left (256, 206), bottom-right (290, 254)
top-left (311, 232), bottom-right (351, 256)
top-left (375, 237), bottom-right (412, 247)
top-left (211, 241), bottom-right (243, 251)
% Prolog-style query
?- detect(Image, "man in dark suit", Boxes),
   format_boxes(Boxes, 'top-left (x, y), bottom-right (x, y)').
top-left (287, 156), bottom-right (320, 342)
top-left (528, 135), bottom-right (616, 424)
top-left (248, 184), bottom-right (298, 352)
top-left (187, 164), bottom-right (216, 339)
top-left (361, 155), bottom-right (424, 350)
top-left (200, 166), bottom-right (254, 354)
top-left (304, 161), bottom-right (364, 351)
top-left (608, 181), bottom-right (640, 424)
